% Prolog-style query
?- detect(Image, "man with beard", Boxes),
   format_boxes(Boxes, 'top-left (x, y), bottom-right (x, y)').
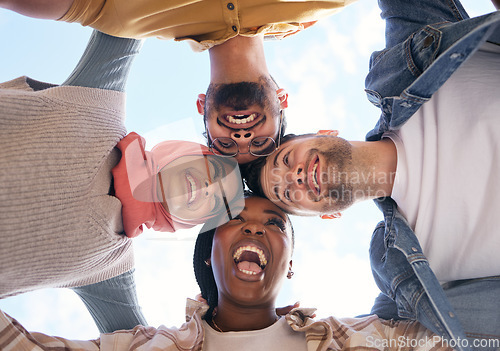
top-left (1, 0), bottom-right (357, 164)
top-left (245, 0), bottom-right (500, 349)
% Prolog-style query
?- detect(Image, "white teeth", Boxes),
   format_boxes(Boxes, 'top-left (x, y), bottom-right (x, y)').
top-left (312, 163), bottom-right (320, 193)
top-left (186, 174), bottom-right (197, 204)
top-left (233, 245), bottom-right (267, 267)
top-left (226, 113), bottom-right (257, 124)
top-left (239, 269), bottom-right (258, 275)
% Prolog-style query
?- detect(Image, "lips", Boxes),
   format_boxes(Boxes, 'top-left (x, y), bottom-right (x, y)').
top-left (307, 156), bottom-right (320, 196)
top-left (232, 242), bottom-right (269, 276)
top-left (220, 112), bottom-right (262, 128)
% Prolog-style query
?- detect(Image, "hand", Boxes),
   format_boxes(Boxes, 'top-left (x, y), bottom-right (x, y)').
top-left (276, 302), bottom-right (317, 318)
top-left (276, 302), bottom-right (299, 316)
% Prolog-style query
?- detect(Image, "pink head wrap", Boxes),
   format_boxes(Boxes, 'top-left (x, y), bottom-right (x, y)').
top-left (112, 132), bottom-right (242, 237)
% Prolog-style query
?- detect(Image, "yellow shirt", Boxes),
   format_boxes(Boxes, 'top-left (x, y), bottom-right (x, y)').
top-left (60, 0), bottom-right (356, 51)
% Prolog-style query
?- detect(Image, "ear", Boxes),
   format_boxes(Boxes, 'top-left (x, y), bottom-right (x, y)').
top-left (320, 212), bottom-right (342, 219)
top-left (276, 88), bottom-right (288, 109)
top-left (287, 260), bottom-right (294, 279)
top-left (196, 94), bottom-right (206, 115)
top-left (317, 129), bottom-right (339, 136)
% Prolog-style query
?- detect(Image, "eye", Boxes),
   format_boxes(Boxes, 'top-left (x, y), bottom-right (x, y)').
top-left (209, 158), bottom-right (224, 179)
top-left (230, 215), bottom-right (244, 222)
top-left (284, 188), bottom-right (291, 201)
top-left (252, 139), bottom-right (266, 147)
top-left (283, 151), bottom-right (290, 167)
top-left (266, 217), bottom-right (286, 232)
top-left (219, 140), bottom-right (233, 148)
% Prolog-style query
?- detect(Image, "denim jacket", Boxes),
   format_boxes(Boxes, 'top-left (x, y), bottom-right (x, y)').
top-left (364, 1), bottom-right (500, 349)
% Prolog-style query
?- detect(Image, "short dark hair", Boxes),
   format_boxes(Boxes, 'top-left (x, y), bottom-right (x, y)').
top-left (241, 133), bottom-right (300, 198)
top-left (193, 194), bottom-right (294, 320)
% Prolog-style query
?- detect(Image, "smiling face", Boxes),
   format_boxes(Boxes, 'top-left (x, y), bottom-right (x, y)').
top-left (210, 196), bottom-right (293, 307)
top-left (157, 155), bottom-right (242, 221)
top-left (202, 78), bottom-right (284, 164)
top-left (259, 135), bottom-right (355, 216)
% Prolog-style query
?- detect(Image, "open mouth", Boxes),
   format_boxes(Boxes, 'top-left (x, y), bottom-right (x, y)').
top-left (308, 156), bottom-right (320, 195)
top-left (233, 244), bottom-right (268, 275)
top-left (226, 113), bottom-right (257, 125)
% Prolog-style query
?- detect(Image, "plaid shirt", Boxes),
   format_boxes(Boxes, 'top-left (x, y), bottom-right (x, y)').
top-left (0, 299), bottom-right (450, 351)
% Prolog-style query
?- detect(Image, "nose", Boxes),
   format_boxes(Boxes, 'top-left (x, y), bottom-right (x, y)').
top-left (203, 179), bottom-right (216, 198)
top-left (241, 221), bottom-right (265, 236)
top-left (230, 130), bottom-right (255, 140)
top-left (286, 163), bottom-right (305, 187)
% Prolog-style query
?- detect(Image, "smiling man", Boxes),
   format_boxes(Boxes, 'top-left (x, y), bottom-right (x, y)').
top-left (1, 0), bottom-right (357, 164)
top-left (252, 133), bottom-right (396, 216)
top-left (244, 0), bottom-right (500, 348)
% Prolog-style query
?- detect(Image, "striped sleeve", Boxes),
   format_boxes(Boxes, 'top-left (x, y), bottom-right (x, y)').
top-left (0, 310), bottom-right (100, 351)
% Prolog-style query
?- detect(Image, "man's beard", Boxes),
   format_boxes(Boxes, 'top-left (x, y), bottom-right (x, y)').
top-left (204, 80), bottom-right (280, 118)
top-left (312, 138), bottom-right (355, 212)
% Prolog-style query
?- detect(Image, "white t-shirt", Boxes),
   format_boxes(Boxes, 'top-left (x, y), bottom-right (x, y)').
top-left (384, 42), bottom-right (500, 283)
top-left (202, 317), bottom-right (307, 351)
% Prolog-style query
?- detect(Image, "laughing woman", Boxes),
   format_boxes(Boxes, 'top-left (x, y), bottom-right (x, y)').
top-left (0, 196), bottom-right (450, 350)
top-left (0, 30), bottom-right (243, 333)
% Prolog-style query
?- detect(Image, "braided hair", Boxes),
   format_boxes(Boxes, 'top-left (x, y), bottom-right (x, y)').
top-left (193, 222), bottom-right (219, 321)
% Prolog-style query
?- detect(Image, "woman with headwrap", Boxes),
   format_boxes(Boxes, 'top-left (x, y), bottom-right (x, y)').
top-left (0, 30), bottom-right (242, 333)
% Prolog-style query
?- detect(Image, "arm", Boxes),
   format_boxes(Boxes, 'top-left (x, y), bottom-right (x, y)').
top-left (71, 269), bottom-right (148, 333)
top-left (62, 30), bottom-right (143, 92)
top-left (0, 309), bottom-right (100, 350)
top-left (0, 0), bottom-right (72, 19)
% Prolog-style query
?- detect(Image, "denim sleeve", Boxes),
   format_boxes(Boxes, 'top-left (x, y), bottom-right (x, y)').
top-left (62, 30), bottom-right (143, 92)
top-left (71, 269), bottom-right (148, 333)
top-left (379, 0), bottom-right (469, 48)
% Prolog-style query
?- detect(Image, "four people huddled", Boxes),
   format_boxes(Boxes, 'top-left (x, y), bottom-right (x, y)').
top-left (1, 0), bottom-right (499, 349)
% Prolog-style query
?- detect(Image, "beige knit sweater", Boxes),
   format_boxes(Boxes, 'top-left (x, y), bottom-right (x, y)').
top-left (0, 76), bottom-right (134, 298)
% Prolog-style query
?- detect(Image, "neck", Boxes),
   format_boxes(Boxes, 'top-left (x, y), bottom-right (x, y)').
top-left (348, 139), bottom-right (397, 201)
top-left (208, 35), bottom-right (269, 83)
top-left (210, 300), bottom-right (278, 332)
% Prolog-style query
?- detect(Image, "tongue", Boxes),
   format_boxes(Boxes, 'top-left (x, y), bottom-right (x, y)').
top-left (237, 261), bottom-right (262, 274)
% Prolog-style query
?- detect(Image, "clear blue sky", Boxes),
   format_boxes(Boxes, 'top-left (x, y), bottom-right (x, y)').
top-left (0, 0), bottom-right (495, 339)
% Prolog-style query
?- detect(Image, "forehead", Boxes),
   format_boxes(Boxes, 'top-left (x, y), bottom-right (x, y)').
top-left (244, 197), bottom-right (292, 232)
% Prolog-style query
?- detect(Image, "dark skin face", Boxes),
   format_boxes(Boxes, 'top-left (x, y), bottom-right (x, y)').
top-left (208, 196), bottom-right (293, 331)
